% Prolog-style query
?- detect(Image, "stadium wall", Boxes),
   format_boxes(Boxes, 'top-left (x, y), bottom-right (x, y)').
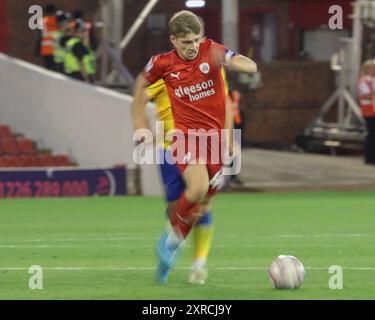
top-left (0, 53), bottom-right (163, 196)
top-left (0, 0), bottom-right (9, 53)
top-left (243, 61), bottom-right (335, 145)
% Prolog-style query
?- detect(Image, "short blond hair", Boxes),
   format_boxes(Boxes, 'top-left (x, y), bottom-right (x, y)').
top-left (361, 59), bottom-right (375, 76)
top-left (169, 10), bottom-right (203, 37)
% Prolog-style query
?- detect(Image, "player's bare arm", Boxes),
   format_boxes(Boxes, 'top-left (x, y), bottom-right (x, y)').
top-left (227, 54), bottom-right (257, 74)
top-left (131, 73), bottom-right (151, 132)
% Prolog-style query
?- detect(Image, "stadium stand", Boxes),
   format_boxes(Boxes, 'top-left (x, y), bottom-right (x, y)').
top-left (0, 124), bottom-right (74, 167)
top-left (0, 52), bottom-right (159, 196)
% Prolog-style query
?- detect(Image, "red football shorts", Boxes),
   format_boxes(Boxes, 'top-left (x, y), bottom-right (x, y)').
top-left (170, 132), bottom-right (223, 195)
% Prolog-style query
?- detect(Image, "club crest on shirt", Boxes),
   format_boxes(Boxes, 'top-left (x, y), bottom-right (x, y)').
top-left (199, 62), bottom-right (210, 74)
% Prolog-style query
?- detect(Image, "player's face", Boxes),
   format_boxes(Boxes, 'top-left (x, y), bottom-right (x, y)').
top-left (368, 64), bottom-right (375, 76)
top-left (170, 33), bottom-right (203, 61)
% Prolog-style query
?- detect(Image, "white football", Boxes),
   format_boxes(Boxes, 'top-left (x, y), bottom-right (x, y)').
top-left (268, 255), bottom-right (305, 289)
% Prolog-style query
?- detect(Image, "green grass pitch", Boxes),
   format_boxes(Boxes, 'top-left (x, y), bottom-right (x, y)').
top-left (0, 190), bottom-right (374, 299)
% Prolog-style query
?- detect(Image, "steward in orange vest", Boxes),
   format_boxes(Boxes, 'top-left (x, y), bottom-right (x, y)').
top-left (38, 4), bottom-right (60, 70)
top-left (40, 16), bottom-right (59, 56)
top-left (357, 59), bottom-right (375, 164)
top-left (227, 90), bottom-right (242, 126)
top-left (358, 80), bottom-right (375, 118)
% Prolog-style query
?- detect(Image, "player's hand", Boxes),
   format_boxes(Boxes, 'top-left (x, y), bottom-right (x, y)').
top-left (133, 128), bottom-right (154, 145)
top-left (233, 141), bottom-right (241, 157)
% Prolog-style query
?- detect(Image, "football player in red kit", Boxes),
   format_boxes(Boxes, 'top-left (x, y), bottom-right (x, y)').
top-left (131, 10), bottom-right (257, 284)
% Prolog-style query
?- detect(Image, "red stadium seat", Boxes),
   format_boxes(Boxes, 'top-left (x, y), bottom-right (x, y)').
top-left (0, 156), bottom-right (7, 167)
top-left (1, 155), bottom-right (22, 167)
top-left (0, 125), bottom-right (12, 139)
top-left (26, 154), bottom-right (42, 167)
top-left (54, 155), bottom-right (72, 166)
top-left (17, 138), bottom-right (37, 154)
top-left (38, 154), bottom-right (55, 166)
top-left (17, 154), bottom-right (28, 167)
top-left (16, 155), bottom-right (29, 167)
top-left (0, 138), bottom-right (20, 155)
top-left (17, 154), bottom-right (40, 167)
top-left (0, 126), bottom-right (75, 168)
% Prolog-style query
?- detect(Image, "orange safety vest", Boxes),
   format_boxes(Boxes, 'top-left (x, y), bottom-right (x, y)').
top-left (40, 16), bottom-right (59, 56)
top-left (358, 76), bottom-right (375, 118)
top-left (227, 90), bottom-right (242, 125)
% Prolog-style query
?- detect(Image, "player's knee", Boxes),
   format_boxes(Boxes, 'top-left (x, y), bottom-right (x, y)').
top-left (184, 164), bottom-right (209, 202)
top-left (185, 176), bottom-right (209, 202)
top-left (186, 182), bottom-right (209, 202)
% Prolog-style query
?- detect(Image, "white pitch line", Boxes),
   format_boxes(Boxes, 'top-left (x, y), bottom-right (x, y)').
top-left (0, 237), bottom-right (159, 243)
top-left (277, 234), bottom-right (371, 238)
top-left (0, 244), bottom-right (374, 249)
top-left (0, 266), bottom-right (374, 271)
top-left (0, 233), bottom-right (372, 243)
top-left (7, 245), bottom-right (155, 249)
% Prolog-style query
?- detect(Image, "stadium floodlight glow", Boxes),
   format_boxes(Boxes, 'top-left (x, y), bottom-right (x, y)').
top-left (185, 0), bottom-right (206, 8)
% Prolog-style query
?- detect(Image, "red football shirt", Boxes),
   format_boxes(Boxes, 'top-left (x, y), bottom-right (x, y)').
top-left (143, 39), bottom-right (235, 133)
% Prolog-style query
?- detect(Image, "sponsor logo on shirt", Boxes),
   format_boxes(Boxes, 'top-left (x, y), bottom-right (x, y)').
top-left (174, 79), bottom-right (216, 102)
top-left (170, 72), bottom-right (181, 80)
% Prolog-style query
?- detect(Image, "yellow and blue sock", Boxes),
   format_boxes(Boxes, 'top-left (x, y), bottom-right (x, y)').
top-left (192, 211), bottom-right (214, 271)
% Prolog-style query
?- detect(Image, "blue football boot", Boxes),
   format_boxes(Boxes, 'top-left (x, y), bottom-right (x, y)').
top-left (155, 232), bottom-right (182, 284)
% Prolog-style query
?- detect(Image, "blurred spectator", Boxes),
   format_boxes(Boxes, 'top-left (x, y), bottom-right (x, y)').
top-left (357, 59), bottom-right (375, 165)
top-left (72, 10), bottom-right (84, 20)
top-left (63, 19), bottom-right (96, 83)
top-left (228, 89), bottom-right (243, 132)
top-left (226, 88), bottom-right (244, 186)
top-left (36, 4), bottom-right (59, 71)
top-left (53, 11), bottom-right (72, 74)
top-left (72, 9), bottom-right (98, 51)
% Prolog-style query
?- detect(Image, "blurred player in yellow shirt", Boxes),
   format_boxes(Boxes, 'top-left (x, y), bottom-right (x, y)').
top-left (146, 68), bottom-right (230, 284)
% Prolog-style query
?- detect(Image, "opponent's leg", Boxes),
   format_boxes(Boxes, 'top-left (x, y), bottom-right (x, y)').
top-left (189, 198), bottom-right (213, 284)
